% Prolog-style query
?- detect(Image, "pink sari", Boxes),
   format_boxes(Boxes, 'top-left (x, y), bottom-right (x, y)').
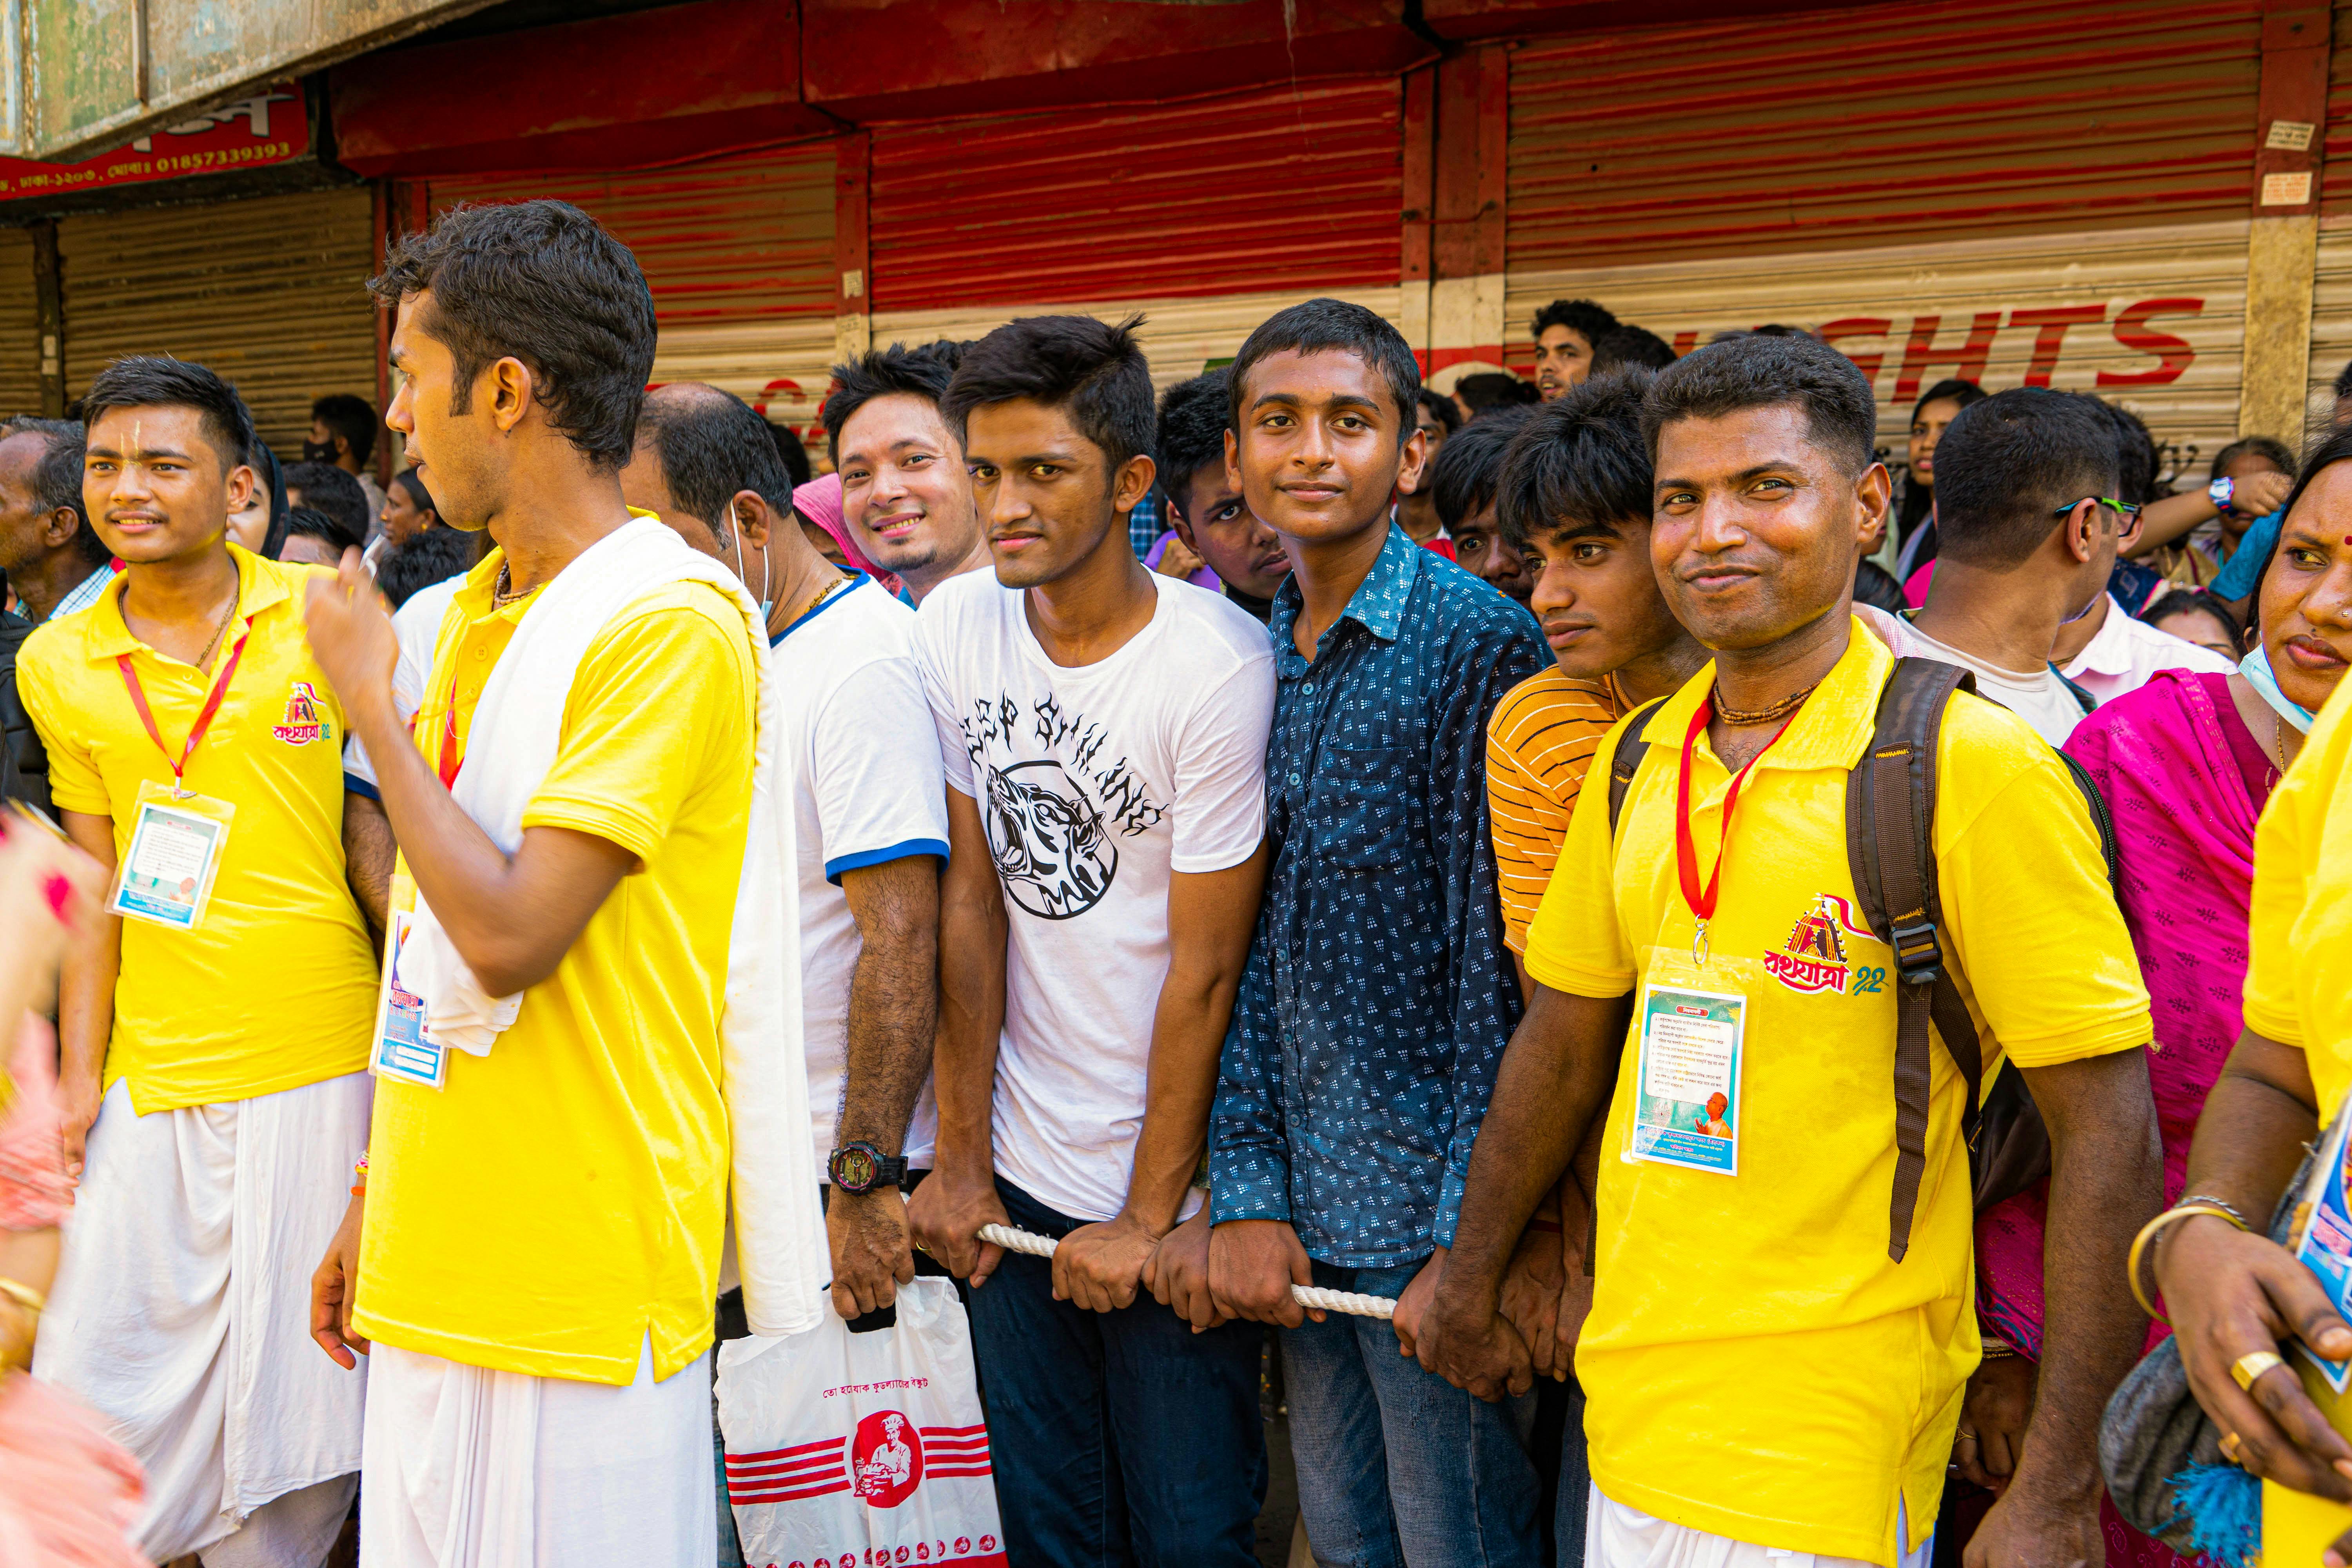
top-left (0, 1018), bottom-right (145, 1567)
top-left (1975, 670), bottom-right (2263, 1568)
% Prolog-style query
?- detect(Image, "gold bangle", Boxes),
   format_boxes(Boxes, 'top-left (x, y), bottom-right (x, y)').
top-left (2128, 1203), bottom-right (2251, 1323)
top-left (0, 1278), bottom-right (44, 1316)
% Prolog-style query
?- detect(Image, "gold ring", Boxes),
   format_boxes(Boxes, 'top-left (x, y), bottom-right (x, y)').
top-left (2220, 1430), bottom-right (2244, 1464)
top-left (1955, 1427), bottom-right (1978, 1443)
top-left (2232, 1350), bottom-right (2287, 1392)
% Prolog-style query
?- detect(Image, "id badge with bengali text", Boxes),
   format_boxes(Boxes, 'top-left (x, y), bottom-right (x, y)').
top-left (106, 780), bottom-right (234, 932)
top-left (370, 873), bottom-right (445, 1089)
top-left (1625, 949), bottom-right (1753, 1176)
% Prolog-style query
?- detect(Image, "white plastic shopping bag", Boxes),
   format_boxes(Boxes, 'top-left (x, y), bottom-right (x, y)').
top-left (718, 1277), bottom-right (1006, 1568)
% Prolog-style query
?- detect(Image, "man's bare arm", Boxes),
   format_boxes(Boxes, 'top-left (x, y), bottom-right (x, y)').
top-left (1419, 985), bottom-right (1631, 1400)
top-left (1057, 845), bottom-right (1267, 1313)
top-left (826, 853), bottom-right (941, 1318)
top-left (54, 810), bottom-right (120, 1179)
top-left (342, 791), bottom-right (395, 946)
top-left (1967, 1048), bottom-right (2162, 1567)
top-left (905, 789), bottom-right (1011, 1285)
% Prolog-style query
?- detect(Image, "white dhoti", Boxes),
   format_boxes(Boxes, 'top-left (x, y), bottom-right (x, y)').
top-left (33, 1071), bottom-right (371, 1566)
top-left (360, 1335), bottom-right (714, 1568)
top-left (1584, 1488), bottom-right (1931, 1568)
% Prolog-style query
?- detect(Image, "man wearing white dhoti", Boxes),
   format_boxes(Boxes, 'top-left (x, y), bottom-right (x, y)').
top-left (301, 197), bottom-right (825, 1568)
top-left (17, 356), bottom-right (393, 1566)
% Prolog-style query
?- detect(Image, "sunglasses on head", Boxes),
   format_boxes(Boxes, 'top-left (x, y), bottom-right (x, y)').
top-left (2053, 496), bottom-right (2143, 528)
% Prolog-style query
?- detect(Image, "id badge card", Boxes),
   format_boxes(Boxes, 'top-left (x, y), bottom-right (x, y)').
top-left (2286, 1089), bottom-right (2352, 1390)
top-left (1626, 951), bottom-right (1751, 1176)
top-left (370, 907), bottom-right (446, 1089)
top-left (107, 780), bottom-right (234, 931)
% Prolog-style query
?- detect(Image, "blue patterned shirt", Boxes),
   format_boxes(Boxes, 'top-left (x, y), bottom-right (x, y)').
top-left (1211, 524), bottom-right (1549, 1266)
top-left (47, 564), bottom-right (117, 622)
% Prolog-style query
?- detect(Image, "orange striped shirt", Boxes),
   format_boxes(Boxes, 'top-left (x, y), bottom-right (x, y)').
top-left (1486, 668), bottom-right (1623, 952)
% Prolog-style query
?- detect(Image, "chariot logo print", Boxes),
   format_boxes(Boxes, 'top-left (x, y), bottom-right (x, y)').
top-left (913, 569), bottom-right (1274, 1223)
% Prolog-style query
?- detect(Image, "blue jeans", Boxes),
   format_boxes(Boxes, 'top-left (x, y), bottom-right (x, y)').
top-left (968, 1179), bottom-right (1266, 1568)
top-left (1282, 1258), bottom-right (1544, 1568)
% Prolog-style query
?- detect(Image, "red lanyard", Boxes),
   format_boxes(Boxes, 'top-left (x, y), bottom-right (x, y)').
top-left (115, 627), bottom-right (250, 795)
top-left (436, 697), bottom-right (463, 790)
top-left (1672, 698), bottom-right (1784, 964)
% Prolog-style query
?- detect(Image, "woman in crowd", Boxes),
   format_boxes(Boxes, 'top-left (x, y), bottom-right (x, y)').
top-left (1889, 377), bottom-right (1985, 581)
top-left (1958, 430), bottom-right (2352, 1564)
top-left (0, 804), bottom-right (142, 1565)
top-left (2142, 587), bottom-right (2243, 661)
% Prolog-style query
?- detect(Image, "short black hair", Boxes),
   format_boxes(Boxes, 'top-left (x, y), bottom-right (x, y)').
top-left (768, 421), bottom-right (812, 487)
top-left (310, 393), bottom-right (379, 467)
top-left (637, 383), bottom-right (794, 544)
top-left (370, 200), bottom-right (656, 472)
top-left (1590, 326), bottom-right (1676, 375)
top-left (943, 314), bottom-right (1155, 471)
top-left (1229, 297), bottom-right (1420, 435)
top-left (1531, 298), bottom-right (1619, 346)
top-left (1432, 405), bottom-right (1536, 532)
top-left (78, 354), bottom-right (256, 473)
top-left (2083, 397), bottom-right (2160, 505)
top-left (1495, 368), bottom-right (1657, 551)
top-left (2141, 586), bottom-right (2241, 646)
top-left (2336, 359), bottom-right (2352, 400)
top-left (1416, 388), bottom-right (1463, 437)
top-left (376, 522), bottom-right (480, 609)
top-left (1930, 387), bottom-right (2121, 569)
top-left (283, 461), bottom-right (372, 546)
top-left (1455, 373), bottom-right (1541, 414)
top-left (1154, 370), bottom-right (1230, 514)
top-left (1640, 334), bottom-right (1878, 476)
top-left (1, 417), bottom-right (103, 569)
top-left (2211, 435), bottom-right (2296, 480)
top-left (283, 506), bottom-right (364, 559)
top-left (820, 340), bottom-right (965, 464)
top-left (391, 465), bottom-right (437, 515)
top-left (1913, 379), bottom-right (1988, 421)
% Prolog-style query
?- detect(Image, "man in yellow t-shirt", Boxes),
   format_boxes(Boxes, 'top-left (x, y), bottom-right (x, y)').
top-left (20, 356), bottom-right (387, 1566)
top-left (301, 200), bottom-right (767, 1567)
top-left (1418, 335), bottom-right (2159, 1568)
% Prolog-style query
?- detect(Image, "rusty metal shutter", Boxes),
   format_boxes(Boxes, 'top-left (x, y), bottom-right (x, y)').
top-left (1508, 0), bottom-right (2262, 270)
top-left (864, 78), bottom-right (1402, 384)
top-left (425, 144), bottom-right (836, 439)
top-left (0, 229), bottom-right (40, 418)
top-left (57, 187), bottom-right (376, 454)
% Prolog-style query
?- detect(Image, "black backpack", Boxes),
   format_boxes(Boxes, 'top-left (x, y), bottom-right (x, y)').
top-left (0, 612), bottom-right (49, 815)
top-left (1605, 658), bottom-right (2120, 1263)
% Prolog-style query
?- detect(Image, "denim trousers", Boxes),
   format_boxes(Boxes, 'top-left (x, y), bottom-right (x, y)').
top-left (968, 1178), bottom-right (1267, 1568)
top-left (1282, 1257), bottom-right (1545, 1568)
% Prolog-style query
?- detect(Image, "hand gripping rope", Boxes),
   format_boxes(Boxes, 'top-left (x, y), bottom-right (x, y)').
top-left (975, 1224), bottom-right (1399, 1320)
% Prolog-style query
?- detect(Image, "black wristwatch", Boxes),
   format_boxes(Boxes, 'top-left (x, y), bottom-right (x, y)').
top-left (828, 1141), bottom-right (908, 1195)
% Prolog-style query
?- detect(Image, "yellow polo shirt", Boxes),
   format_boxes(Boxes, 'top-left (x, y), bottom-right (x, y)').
top-left (1525, 620), bottom-right (2149, 1565)
top-left (2244, 674), bottom-right (2352, 1118)
top-left (352, 550), bottom-right (757, 1384)
top-left (14, 544), bottom-right (377, 1111)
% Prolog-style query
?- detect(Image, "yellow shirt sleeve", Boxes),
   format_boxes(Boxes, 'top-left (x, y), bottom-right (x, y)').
top-left (1936, 728), bottom-right (2151, 1067)
top-left (2243, 780), bottom-right (2309, 1048)
top-left (1522, 721), bottom-right (1639, 998)
top-left (521, 583), bottom-right (755, 863)
top-left (13, 631), bottom-right (106, 815)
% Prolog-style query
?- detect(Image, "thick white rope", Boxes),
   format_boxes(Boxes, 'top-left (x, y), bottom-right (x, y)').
top-left (976, 1223), bottom-right (1398, 1320)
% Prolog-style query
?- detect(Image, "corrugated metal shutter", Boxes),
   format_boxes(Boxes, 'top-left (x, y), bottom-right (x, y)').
top-left (2305, 3), bottom-right (2352, 434)
top-left (58, 188), bottom-right (376, 454)
top-left (425, 144), bottom-right (836, 441)
top-left (1505, 220), bottom-right (2250, 482)
top-left (1507, 0), bottom-right (2262, 271)
top-left (0, 229), bottom-right (41, 419)
top-left (868, 78), bottom-right (1403, 316)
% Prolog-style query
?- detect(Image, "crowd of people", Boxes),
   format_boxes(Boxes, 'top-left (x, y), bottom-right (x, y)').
top-left (0, 193), bottom-right (2347, 1568)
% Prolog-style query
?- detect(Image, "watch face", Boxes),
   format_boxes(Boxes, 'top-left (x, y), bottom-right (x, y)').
top-left (833, 1144), bottom-right (880, 1191)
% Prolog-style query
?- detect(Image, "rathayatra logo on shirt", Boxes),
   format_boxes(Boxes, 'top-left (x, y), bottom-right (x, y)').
top-left (271, 681), bottom-right (332, 746)
top-left (1763, 893), bottom-right (1878, 995)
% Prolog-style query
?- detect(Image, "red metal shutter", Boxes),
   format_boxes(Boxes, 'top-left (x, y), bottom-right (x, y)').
top-left (1505, 0), bottom-right (2262, 476)
top-left (426, 143), bottom-right (837, 443)
top-left (865, 78), bottom-right (1403, 382)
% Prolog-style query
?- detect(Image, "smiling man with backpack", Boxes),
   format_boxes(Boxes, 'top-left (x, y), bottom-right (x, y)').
top-left (1416, 335), bottom-right (2161, 1568)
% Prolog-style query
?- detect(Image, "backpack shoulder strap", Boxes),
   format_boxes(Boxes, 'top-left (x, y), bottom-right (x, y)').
top-left (1845, 657), bottom-right (1980, 1263)
top-left (1605, 697), bottom-right (1672, 838)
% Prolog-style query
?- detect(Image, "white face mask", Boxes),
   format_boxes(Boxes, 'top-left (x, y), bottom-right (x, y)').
top-left (730, 509), bottom-right (773, 619)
